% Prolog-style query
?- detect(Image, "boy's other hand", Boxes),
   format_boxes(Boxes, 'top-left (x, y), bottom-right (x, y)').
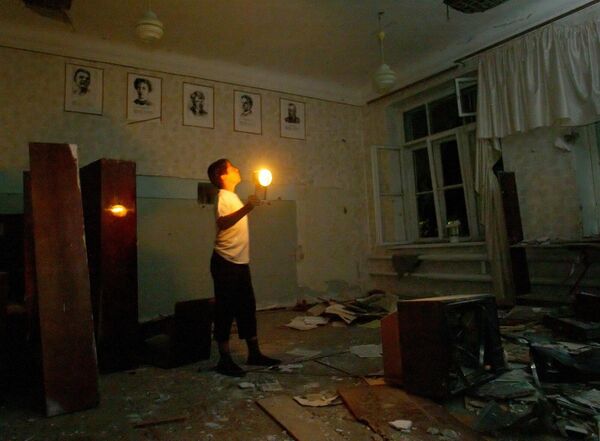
top-left (247, 194), bottom-right (261, 208)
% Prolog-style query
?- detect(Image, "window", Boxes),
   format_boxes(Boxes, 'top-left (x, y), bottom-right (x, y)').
top-left (373, 86), bottom-right (480, 245)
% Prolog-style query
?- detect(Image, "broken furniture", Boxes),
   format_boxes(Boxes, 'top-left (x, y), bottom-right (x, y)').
top-left (140, 298), bottom-right (214, 368)
top-left (80, 158), bottom-right (138, 373)
top-left (380, 311), bottom-right (402, 385)
top-left (27, 142), bottom-right (99, 416)
top-left (397, 294), bottom-right (505, 399)
top-left (498, 171), bottom-right (531, 297)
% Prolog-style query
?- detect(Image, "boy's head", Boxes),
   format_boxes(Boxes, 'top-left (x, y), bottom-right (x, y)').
top-left (208, 158), bottom-right (241, 190)
top-left (208, 158), bottom-right (230, 188)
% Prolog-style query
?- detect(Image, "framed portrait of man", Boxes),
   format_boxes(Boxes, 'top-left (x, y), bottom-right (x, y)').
top-left (183, 82), bottom-right (214, 129)
top-left (127, 73), bottom-right (162, 122)
top-left (64, 63), bottom-right (103, 115)
top-left (233, 90), bottom-right (261, 134)
top-left (280, 98), bottom-right (305, 140)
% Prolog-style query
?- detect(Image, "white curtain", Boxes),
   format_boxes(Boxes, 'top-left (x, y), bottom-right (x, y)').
top-left (478, 20), bottom-right (600, 139)
top-left (475, 19), bottom-right (600, 303)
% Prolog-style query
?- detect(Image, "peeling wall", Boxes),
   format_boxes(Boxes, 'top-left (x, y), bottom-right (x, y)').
top-left (0, 45), bottom-right (369, 309)
top-left (502, 126), bottom-right (582, 240)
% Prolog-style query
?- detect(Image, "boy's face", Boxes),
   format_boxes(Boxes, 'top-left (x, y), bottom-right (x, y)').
top-left (220, 161), bottom-right (241, 188)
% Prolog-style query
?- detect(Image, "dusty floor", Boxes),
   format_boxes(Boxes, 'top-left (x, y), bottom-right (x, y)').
top-left (0, 308), bottom-right (569, 441)
top-left (1, 309), bottom-right (385, 441)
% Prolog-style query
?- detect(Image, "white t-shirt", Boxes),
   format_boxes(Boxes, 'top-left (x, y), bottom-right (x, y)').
top-left (214, 189), bottom-right (249, 264)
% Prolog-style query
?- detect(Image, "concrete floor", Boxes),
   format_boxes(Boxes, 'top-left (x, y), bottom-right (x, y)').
top-left (1, 309), bottom-right (387, 441)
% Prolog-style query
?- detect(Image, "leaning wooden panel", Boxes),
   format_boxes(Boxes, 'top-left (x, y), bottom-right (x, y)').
top-left (28, 143), bottom-right (99, 416)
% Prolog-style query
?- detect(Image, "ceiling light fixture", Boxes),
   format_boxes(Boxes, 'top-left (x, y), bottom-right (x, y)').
top-left (136, 1), bottom-right (163, 43)
top-left (372, 11), bottom-right (397, 93)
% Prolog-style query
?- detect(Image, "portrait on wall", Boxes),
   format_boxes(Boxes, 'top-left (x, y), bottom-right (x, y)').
top-left (233, 90), bottom-right (261, 134)
top-left (127, 73), bottom-right (162, 122)
top-left (183, 82), bottom-right (214, 128)
top-left (280, 98), bottom-right (305, 140)
top-left (64, 63), bottom-right (103, 115)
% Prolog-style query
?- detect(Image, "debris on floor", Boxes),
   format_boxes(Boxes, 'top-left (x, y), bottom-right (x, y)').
top-left (349, 344), bottom-right (382, 358)
top-left (293, 391), bottom-right (340, 407)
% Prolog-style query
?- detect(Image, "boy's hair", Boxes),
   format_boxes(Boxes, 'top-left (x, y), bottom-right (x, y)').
top-left (207, 158), bottom-right (229, 188)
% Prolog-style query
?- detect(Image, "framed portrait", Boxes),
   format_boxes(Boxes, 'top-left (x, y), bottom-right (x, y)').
top-left (280, 98), bottom-right (305, 140)
top-left (64, 63), bottom-right (103, 115)
top-left (183, 82), bottom-right (214, 128)
top-left (127, 73), bottom-right (162, 122)
top-left (233, 90), bottom-right (261, 134)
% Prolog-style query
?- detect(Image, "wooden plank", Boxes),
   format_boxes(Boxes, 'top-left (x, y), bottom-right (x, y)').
top-left (29, 143), bottom-right (99, 416)
top-left (257, 395), bottom-right (345, 441)
top-left (338, 385), bottom-right (483, 441)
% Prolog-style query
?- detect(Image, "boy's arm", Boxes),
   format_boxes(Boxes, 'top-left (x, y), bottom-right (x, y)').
top-left (216, 195), bottom-right (260, 231)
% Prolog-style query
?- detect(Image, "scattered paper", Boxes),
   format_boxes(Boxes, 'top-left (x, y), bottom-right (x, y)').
top-left (285, 316), bottom-right (328, 330)
top-left (325, 304), bottom-right (356, 324)
top-left (259, 378), bottom-right (283, 392)
top-left (238, 382), bottom-right (255, 389)
top-left (277, 363), bottom-right (304, 373)
top-left (389, 419), bottom-right (412, 431)
top-left (293, 392), bottom-right (339, 407)
top-left (350, 344), bottom-right (382, 358)
top-left (286, 348), bottom-right (321, 358)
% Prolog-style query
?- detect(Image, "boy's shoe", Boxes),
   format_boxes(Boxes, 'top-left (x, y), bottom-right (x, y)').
top-left (215, 355), bottom-right (246, 377)
top-left (246, 353), bottom-right (281, 366)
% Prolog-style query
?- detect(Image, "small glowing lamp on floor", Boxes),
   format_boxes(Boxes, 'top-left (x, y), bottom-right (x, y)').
top-left (108, 204), bottom-right (128, 218)
top-left (446, 220), bottom-right (461, 243)
top-left (254, 169), bottom-right (272, 200)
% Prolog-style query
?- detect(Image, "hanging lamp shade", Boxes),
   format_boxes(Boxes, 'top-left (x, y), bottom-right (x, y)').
top-left (373, 63), bottom-right (397, 92)
top-left (372, 16), bottom-right (397, 93)
top-left (136, 9), bottom-right (164, 42)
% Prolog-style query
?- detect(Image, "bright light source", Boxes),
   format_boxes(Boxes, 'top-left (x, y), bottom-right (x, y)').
top-left (257, 169), bottom-right (272, 187)
top-left (108, 204), bottom-right (128, 217)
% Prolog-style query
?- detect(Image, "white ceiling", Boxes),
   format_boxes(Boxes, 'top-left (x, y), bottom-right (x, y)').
top-left (0, 0), bottom-right (596, 103)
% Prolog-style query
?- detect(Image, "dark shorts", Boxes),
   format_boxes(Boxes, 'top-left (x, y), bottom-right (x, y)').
top-left (210, 251), bottom-right (257, 342)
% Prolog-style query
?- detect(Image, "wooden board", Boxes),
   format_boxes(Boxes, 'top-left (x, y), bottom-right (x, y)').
top-left (29, 143), bottom-right (99, 416)
top-left (338, 385), bottom-right (482, 441)
top-left (257, 395), bottom-right (345, 441)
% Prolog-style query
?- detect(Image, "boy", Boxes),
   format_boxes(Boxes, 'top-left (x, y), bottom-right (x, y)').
top-left (207, 158), bottom-right (281, 377)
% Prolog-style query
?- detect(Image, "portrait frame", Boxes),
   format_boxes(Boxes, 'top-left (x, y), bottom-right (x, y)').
top-left (280, 98), bottom-right (306, 140)
top-left (64, 63), bottom-right (103, 116)
top-left (182, 82), bottom-right (214, 129)
top-left (233, 90), bottom-right (262, 135)
top-left (127, 73), bottom-right (162, 122)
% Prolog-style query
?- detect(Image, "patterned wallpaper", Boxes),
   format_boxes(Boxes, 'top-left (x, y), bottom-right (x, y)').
top-left (0, 46), bottom-right (368, 294)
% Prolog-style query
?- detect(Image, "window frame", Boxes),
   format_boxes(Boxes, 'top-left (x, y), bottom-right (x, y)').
top-left (384, 81), bottom-right (480, 243)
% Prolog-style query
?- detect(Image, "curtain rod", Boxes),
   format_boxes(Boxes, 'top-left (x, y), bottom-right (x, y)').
top-left (454, 0), bottom-right (600, 64)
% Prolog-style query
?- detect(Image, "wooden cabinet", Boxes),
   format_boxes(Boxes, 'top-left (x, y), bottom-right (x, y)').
top-left (80, 159), bottom-right (138, 372)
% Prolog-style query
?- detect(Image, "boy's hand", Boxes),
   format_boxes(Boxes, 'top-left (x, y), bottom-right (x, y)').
top-left (247, 194), bottom-right (261, 208)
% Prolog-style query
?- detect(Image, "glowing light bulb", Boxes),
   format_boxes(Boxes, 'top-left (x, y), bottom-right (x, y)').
top-left (257, 169), bottom-right (272, 187)
top-left (108, 204), bottom-right (128, 217)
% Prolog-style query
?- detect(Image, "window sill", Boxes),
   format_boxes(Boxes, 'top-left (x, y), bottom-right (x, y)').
top-left (386, 240), bottom-right (485, 250)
